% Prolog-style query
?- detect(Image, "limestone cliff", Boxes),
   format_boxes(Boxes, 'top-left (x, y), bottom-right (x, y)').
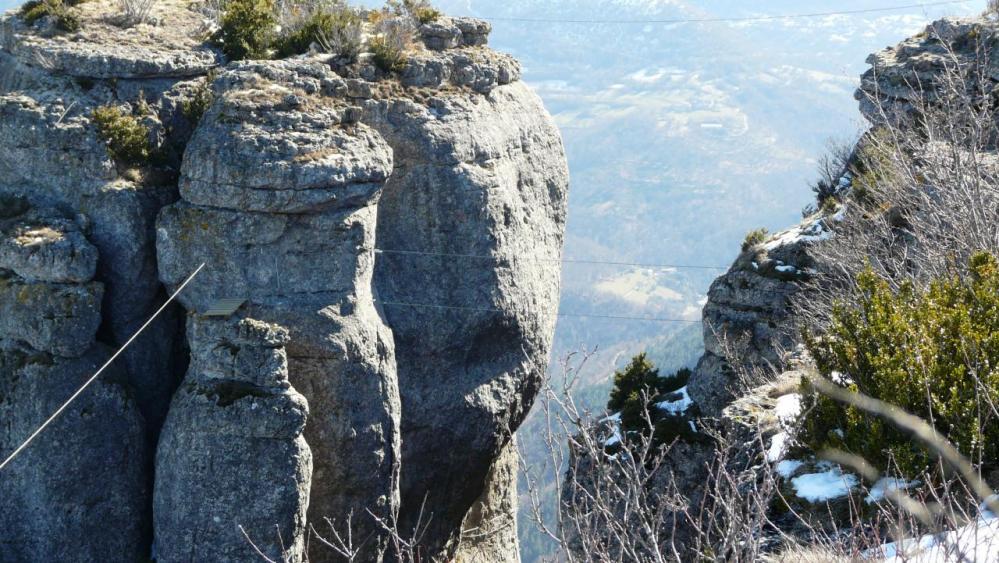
top-left (0, 2), bottom-right (569, 562)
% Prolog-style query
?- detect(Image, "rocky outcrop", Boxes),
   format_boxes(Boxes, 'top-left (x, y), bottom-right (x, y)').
top-left (689, 214), bottom-right (830, 417)
top-left (0, 1), bottom-right (568, 560)
top-left (154, 317), bottom-right (312, 563)
top-left (0, 199), bottom-right (148, 562)
top-left (857, 17), bottom-right (999, 125)
top-left (156, 58), bottom-right (403, 560)
top-left (365, 73), bottom-right (567, 555)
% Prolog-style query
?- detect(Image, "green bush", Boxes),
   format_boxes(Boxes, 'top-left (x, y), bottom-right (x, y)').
top-left (92, 105), bottom-right (152, 166)
top-left (275, 7), bottom-right (363, 60)
top-left (741, 228), bottom-right (769, 252)
top-left (369, 33), bottom-right (408, 73)
top-left (607, 354), bottom-right (696, 446)
top-left (214, 0), bottom-right (276, 61)
top-left (19, 0), bottom-right (83, 32)
top-left (181, 71), bottom-right (216, 126)
top-left (800, 253), bottom-right (999, 477)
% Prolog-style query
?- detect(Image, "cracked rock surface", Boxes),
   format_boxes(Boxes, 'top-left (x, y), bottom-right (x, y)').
top-left (0, 4), bottom-right (568, 562)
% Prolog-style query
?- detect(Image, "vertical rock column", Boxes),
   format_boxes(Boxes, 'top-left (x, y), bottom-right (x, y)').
top-left (0, 199), bottom-right (148, 562)
top-left (154, 316), bottom-right (312, 563)
top-left (358, 22), bottom-right (571, 553)
top-left (156, 60), bottom-right (401, 562)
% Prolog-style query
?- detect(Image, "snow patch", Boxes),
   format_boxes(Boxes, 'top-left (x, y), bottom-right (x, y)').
top-left (775, 393), bottom-right (802, 424)
top-left (776, 459), bottom-right (804, 478)
top-left (830, 371), bottom-right (854, 385)
top-left (656, 386), bottom-right (692, 415)
top-left (604, 428), bottom-right (622, 447)
top-left (791, 465), bottom-right (858, 502)
top-left (765, 219), bottom-right (833, 251)
top-left (767, 431), bottom-right (790, 462)
top-left (866, 477), bottom-right (918, 504)
top-left (879, 516), bottom-right (999, 561)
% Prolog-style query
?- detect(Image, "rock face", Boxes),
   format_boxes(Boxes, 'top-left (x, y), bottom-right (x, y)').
top-left (0, 2), bottom-right (569, 561)
top-left (365, 70), bottom-right (567, 555)
top-left (154, 317), bottom-right (312, 563)
top-left (0, 199), bottom-right (148, 563)
top-left (857, 17), bottom-right (999, 125)
top-left (455, 439), bottom-right (523, 562)
top-left (690, 216), bottom-right (830, 416)
top-left (156, 59), bottom-right (404, 560)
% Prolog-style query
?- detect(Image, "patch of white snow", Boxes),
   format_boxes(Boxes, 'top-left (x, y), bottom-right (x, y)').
top-left (656, 386), bottom-right (693, 415)
top-left (775, 393), bottom-right (803, 424)
top-left (866, 477), bottom-right (918, 504)
top-left (776, 460), bottom-right (804, 478)
top-left (767, 431), bottom-right (790, 462)
top-left (791, 465), bottom-right (858, 502)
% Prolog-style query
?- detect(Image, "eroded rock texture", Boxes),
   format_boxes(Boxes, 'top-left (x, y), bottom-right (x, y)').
top-left (154, 317), bottom-right (312, 563)
top-left (0, 3), bottom-right (567, 561)
top-left (0, 200), bottom-right (148, 562)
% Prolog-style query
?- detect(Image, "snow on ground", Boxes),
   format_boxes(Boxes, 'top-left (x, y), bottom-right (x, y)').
top-left (790, 462), bottom-right (859, 502)
top-left (767, 431), bottom-right (791, 462)
top-left (774, 393), bottom-right (802, 424)
top-left (830, 370), bottom-right (854, 385)
top-left (764, 220), bottom-right (833, 250)
top-left (604, 426), bottom-right (622, 447)
top-left (878, 516), bottom-right (999, 562)
top-left (776, 459), bottom-right (804, 478)
top-left (655, 386), bottom-right (692, 414)
top-left (602, 412), bottom-right (622, 446)
top-left (865, 477), bottom-right (918, 504)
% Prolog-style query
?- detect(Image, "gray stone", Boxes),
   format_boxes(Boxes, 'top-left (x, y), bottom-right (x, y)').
top-left (366, 80), bottom-right (569, 555)
top-left (0, 88), bottom-right (185, 433)
top-left (0, 342), bottom-right (148, 563)
top-left (0, 275), bottom-right (103, 357)
top-left (455, 438), bottom-right (522, 562)
top-left (154, 316), bottom-right (311, 563)
top-left (418, 17), bottom-right (492, 51)
top-left (420, 18), bottom-right (463, 51)
top-left (0, 1), bottom-right (222, 79)
top-left (157, 198), bottom-right (401, 562)
top-left (856, 17), bottom-right (999, 127)
top-left (0, 203), bottom-right (98, 283)
top-left (690, 215), bottom-right (827, 416)
top-left (400, 49), bottom-right (521, 94)
top-left (0, 3), bottom-right (570, 559)
top-left (179, 62), bottom-right (392, 214)
top-left (455, 18), bottom-right (492, 46)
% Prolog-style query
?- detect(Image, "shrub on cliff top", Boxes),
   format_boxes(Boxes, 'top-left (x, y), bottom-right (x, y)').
top-left (181, 71), bottom-right (216, 126)
top-left (741, 228), bottom-right (769, 252)
top-left (369, 17), bottom-right (411, 73)
top-left (19, 0), bottom-right (83, 32)
top-left (92, 105), bottom-right (152, 166)
top-left (214, 0), bottom-right (276, 61)
top-left (274, 6), bottom-right (363, 60)
top-left (800, 253), bottom-right (999, 477)
top-left (115, 0), bottom-right (157, 27)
